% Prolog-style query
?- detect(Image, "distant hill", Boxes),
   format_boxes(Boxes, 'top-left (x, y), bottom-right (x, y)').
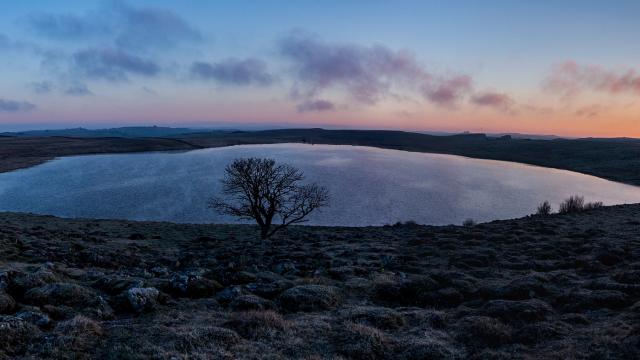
top-left (0, 126), bottom-right (225, 138)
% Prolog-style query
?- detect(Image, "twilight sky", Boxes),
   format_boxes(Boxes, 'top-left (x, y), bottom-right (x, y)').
top-left (1, 0), bottom-right (639, 137)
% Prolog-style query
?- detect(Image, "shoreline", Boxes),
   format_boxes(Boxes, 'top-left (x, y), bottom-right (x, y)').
top-left (3, 137), bottom-right (640, 190)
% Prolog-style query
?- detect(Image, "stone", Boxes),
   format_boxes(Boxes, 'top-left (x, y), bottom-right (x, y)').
top-left (278, 285), bottom-right (341, 312)
top-left (0, 291), bottom-right (16, 314)
top-left (229, 294), bottom-right (274, 311)
top-left (125, 287), bottom-right (160, 313)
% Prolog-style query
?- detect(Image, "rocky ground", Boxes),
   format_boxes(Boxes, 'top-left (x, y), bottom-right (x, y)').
top-left (1, 205), bottom-right (640, 359)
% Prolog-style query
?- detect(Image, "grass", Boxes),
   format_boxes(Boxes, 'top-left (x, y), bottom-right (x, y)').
top-left (1, 206), bottom-right (640, 358)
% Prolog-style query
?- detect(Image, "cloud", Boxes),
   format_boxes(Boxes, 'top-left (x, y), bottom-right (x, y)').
top-left (471, 91), bottom-right (515, 111)
top-left (29, 81), bottom-right (54, 94)
top-left (26, 12), bottom-right (106, 40)
top-left (545, 60), bottom-right (640, 97)
top-left (73, 48), bottom-right (160, 81)
top-left (574, 104), bottom-right (607, 118)
top-left (141, 86), bottom-right (157, 95)
top-left (296, 99), bottom-right (335, 112)
top-left (278, 32), bottom-right (472, 107)
top-left (0, 33), bottom-right (32, 52)
top-left (65, 83), bottom-right (93, 96)
top-left (424, 76), bottom-right (473, 107)
top-left (0, 99), bottom-right (36, 112)
top-left (0, 34), bottom-right (13, 48)
top-left (25, 2), bottom-right (201, 51)
top-left (190, 58), bottom-right (274, 86)
top-left (112, 2), bottom-right (202, 51)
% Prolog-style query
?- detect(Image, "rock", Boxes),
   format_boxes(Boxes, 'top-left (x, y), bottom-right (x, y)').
top-left (24, 282), bottom-right (98, 307)
top-left (493, 274), bottom-right (550, 300)
top-left (456, 316), bottom-right (513, 347)
top-left (169, 274), bottom-right (222, 298)
top-left (514, 321), bottom-right (572, 344)
top-left (422, 287), bottom-right (464, 308)
top-left (194, 236), bottom-right (216, 243)
top-left (244, 281), bottom-right (293, 299)
top-left (128, 233), bottom-right (146, 240)
top-left (175, 326), bottom-right (240, 352)
top-left (556, 289), bottom-right (631, 311)
top-left (374, 275), bottom-right (441, 306)
top-left (480, 299), bottom-right (553, 323)
top-left (0, 315), bottom-right (40, 356)
top-left (41, 304), bottom-right (75, 320)
top-left (125, 287), bottom-right (160, 313)
top-left (560, 313), bottom-right (591, 325)
top-left (229, 294), bottom-right (274, 311)
top-left (272, 262), bottom-right (299, 275)
top-left (216, 286), bottom-right (244, 305)
top-left (341, 306), bottom-right (405, 329)
top-left (0, 291), bottom-right (16, 314)
top-left (398, 337), bottom-right (462, 360)
top-left (614, 270), bottom-right (640, 284)
top-left (0, 271), bottom-right (10, 291)
top-left (328, 266), bottom-right (356, 281)
top-left (333, 322), bottom-right (391, 359)
top-left (150, 266), bottom-right (169, 276)
top-left (15, 307), bottom-right (51, 328)
top-left (277, 285), bottom-right (341, 312)
top-left (224, 310), bottom-right (289, 340)
top-left (254, 271), bottom-right (286, 283)
top-left (229, 271), bottom-right (258, 285)
top-left (93, 276), bottom-right (145, 295)
top-left (24, 282), bottom-right (113, 319)
top-left (8, 268), bottom-right (59, 296)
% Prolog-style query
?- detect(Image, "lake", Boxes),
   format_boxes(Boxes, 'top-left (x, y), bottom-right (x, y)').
top-left (1, 143), bottom-right (639, 226)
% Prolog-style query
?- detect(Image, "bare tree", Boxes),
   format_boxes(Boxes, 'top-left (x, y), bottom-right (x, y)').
top-left (210, 158), bottom-right (329, 239)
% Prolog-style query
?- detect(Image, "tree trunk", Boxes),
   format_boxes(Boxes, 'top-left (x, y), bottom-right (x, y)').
top-left (260, 226), bottom-right (270, 239)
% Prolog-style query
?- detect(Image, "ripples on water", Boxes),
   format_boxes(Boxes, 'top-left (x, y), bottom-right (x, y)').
top-left (0, 144), bottom-right (639, 226)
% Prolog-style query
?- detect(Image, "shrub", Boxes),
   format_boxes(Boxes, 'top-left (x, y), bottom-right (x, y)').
top-left (224, 310), bottom-right (289, 340)
top-left (559, 195), bottom-right (585, 214)
top-left (457, 316), bottom-right (513, 347)
top-left (584, 201), bottom-right (604, 210)
top-left (0, 316), bottom-right (40, 356)
top-left (341, 306), bottom-right (406, 330)
top-left (559, 196), bottom-right (604, 214)
top-left (463, 218), bottom-right (476, 227)
top-left (333, 322), bottom-right (391, 359)
top-left (173, 326), bottom-right (240, 352)
top-left (536, 201), bottom-right (552, 216)
top-left (47, 315), bottom-right (104, 356)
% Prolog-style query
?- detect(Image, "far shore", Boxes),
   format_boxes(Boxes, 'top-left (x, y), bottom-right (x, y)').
top-left (2, 128), bottom-right (640, 186)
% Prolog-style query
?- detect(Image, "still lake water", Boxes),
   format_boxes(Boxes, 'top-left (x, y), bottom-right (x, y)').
top-left (1, 143), bottom-right (639, 226)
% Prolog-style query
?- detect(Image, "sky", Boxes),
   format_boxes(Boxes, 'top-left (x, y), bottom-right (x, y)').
top-left (0, 0), bottom-right (639, 137)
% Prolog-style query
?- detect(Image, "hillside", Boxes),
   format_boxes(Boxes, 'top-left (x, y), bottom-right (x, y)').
top-left (1, 206), bottom-right (639, 358)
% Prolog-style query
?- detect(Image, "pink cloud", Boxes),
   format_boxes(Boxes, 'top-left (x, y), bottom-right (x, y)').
top-left (545, 60), bottom-right (640, 97)
top-left (574, 104), bottom-right (608, 118)
top-left (423, 75), bottom-right (473, 107)
top-left (470, 91), bottom-right (514, 111)
top-left (296, 99), bottom-right (335, 112)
